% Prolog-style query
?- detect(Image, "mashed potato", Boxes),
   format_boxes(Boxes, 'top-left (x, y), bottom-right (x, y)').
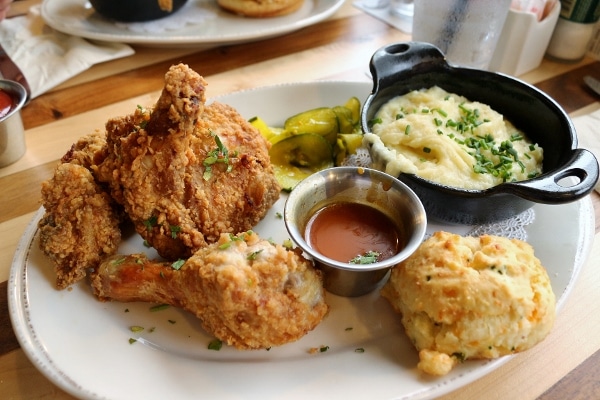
top-left (381, 231), bottom-right (556, 376)
top-left (365, 86), bottom-right (543, 190)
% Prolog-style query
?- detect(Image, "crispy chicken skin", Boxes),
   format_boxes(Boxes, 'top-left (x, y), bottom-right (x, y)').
top-left (39, 156), bottom-right (121, 289)
top-left (91, 231), bottom-right (328, 349)
top-left (96, 64), bottom-right (280, 260)
top-left (60, 130), bottom-right (109, 168)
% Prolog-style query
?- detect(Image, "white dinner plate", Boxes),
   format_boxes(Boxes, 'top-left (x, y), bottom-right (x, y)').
top-left (9, 81), bottom-right (596, 400)
top-left (41, 0), bottom-right (344, 46)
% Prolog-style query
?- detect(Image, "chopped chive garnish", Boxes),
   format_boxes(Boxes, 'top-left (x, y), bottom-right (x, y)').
top-left (208, 339), bottom-right (223, 351)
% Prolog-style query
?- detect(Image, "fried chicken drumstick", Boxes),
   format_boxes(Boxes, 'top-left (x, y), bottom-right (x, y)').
top-left (96, 64), bottom-right (281, 261)
top-left (91, 231), bottom-right (328, 349)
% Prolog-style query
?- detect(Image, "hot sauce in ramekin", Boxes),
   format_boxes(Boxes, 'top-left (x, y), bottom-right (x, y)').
top-left (0, 89), bottom-right (13, 119)
top-left (305, 202), bottom-right (402, 264)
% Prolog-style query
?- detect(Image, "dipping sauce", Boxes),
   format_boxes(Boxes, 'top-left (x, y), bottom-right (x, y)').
top-left (0, 89), bottom-right (13, 119)
top-left (305, 202), bottom-right (402, 264)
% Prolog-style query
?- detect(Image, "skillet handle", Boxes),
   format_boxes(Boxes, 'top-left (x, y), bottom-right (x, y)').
top-left (369, 42), bottom-right (448, 92)
top-left (503, 149), bottom-right (599, 203)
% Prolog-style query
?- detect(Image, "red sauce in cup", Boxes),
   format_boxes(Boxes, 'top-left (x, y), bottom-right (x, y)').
top-left (305, 202), bottom-right (402, 264)
top-left (0, 89), bottom-right (13, 119)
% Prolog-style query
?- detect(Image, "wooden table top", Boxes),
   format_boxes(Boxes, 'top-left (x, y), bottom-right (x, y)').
top-left (1, 1), bottom-right (600, 399)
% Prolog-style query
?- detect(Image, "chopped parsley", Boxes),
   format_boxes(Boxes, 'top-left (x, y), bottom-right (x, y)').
top-left (247, 249), bottom-right (263, 261)
top-left (349, 251), bottom-right (380, 265)
top-left (208, 339), bottom-right (223, 351)
top-left (111, 257), bottom-right (127, 266)
top-left (170, 225), bottom-right (181, 239)
top-left (171, 259), bottom-right (185, 270)
top-left (203, 133), bottom-right (238, 181)
top-left (218, 241), bottom-right (232, 250)
top-left (143, 215), bottom-right (157, 231)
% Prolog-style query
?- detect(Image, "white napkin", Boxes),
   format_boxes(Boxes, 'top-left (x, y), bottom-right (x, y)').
top-left (572, 106), bottom-right (600, 193)
top-left (0, 5), bottom-right (134, 98)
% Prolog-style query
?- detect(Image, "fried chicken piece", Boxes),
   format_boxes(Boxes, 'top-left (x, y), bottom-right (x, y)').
top-left (91, 231), bottom-right (328, 349)
top-left (96, 64), bottom-right (280, 260)
top-left (60, 130), bottom-right (109, 168)
top-left (39, 161), bottom-right (121, 289)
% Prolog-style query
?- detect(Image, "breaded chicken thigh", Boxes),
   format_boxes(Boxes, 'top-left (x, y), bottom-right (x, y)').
top-left (91, 231), bottom-right (328, 349)
top-left (96, 64), bottom-right (280, 260)
top-left (39, 159), bottom-right (121, 289)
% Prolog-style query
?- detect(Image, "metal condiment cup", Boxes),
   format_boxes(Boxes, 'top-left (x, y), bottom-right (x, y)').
top-left (0, 80), bottom-right (27, 167)
top-left (284, 166), bottom-right (427, 297)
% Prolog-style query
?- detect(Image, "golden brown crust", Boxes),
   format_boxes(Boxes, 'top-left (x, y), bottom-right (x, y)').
top-left (39, 162), bottom-right (122, 289)
top-left (381, 231), bottom-right (556, 376)
top-left (96, 64), bottom-right (280, 260)
top-left (40, 64), bottom-right (280, 290)
top-left (217, 0), bottom-right (303, 18)
top-left (91, 231), bottom-right (328, 349)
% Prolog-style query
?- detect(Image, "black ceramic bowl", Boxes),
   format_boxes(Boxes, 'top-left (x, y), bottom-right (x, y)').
top-left (90, 0), bottom-right (187, 22)
top-left (361, 42), bottom-right (599, 224)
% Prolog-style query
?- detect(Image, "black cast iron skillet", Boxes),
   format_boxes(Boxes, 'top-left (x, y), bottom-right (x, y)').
top-left (361, 42), bottom-right (599, 224)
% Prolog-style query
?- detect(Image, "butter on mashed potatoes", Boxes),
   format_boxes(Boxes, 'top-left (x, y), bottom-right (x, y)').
top-left (381, 231), bottom-right (556, 376)
top-left (364, 86), bottom-right (543, 190)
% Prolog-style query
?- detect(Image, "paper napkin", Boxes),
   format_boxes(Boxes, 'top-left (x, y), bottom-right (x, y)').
top-left (572, 106), bottom-right (600, 193)
top-left (0, 5), bottom-right (134, 98)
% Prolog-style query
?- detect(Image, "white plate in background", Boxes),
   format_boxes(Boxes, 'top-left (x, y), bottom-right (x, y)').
top-left (41, 0), bottom-right (344, 46)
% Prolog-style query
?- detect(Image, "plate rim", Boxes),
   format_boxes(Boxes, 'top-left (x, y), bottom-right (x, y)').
top-left (40, 0), bottom-right (345, 45)
top-left (7, 80), bottom-right (596, 400)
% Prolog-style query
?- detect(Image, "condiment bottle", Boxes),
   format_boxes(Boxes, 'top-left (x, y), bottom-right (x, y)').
top-left (546, 0), bottom-right (600, 61)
